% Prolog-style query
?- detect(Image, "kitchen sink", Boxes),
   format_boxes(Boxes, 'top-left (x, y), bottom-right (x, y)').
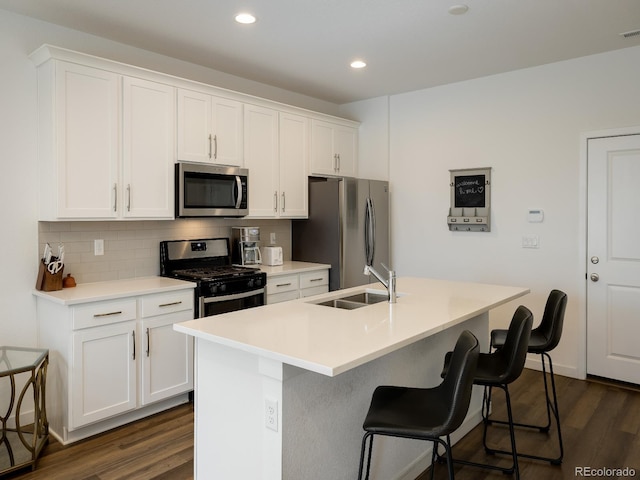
top-left (338, 292), bottom-right (388, 305)
top-left (310, 291), bottom-right (389, 310)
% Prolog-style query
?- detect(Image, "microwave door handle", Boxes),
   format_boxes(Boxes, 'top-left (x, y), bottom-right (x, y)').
top-left (235, 176), bottom-right (243, 209)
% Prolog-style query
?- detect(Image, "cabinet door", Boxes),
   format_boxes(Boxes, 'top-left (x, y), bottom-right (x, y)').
top-left (333, 124), bottom-right (358, 177)
top-left (310, 120), bottom-right (358, 177)
top-left (310, 119), bottom-right (336, 176)
top-left (140, 310), bottom-right (194, 405)
top-left (177, 90), bottom-right (243, 166)
top-left (55, 62), bottom-right (119, 218)
top-left (244, 104), bottom-right (279, 217)
top-left (279, 113), bottom-right (308, 218)
top-left (212, 96), bottom-right (244, 166)
top-left (122, 77), bottom-right (175, 218)
top-left (177, 89), bottom-right (212, 163)
top-left (71, 321), bottom-right (137, 429)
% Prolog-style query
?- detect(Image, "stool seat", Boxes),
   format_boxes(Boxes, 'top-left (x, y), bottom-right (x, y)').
top-left (489, 289), bottom-right (567, 466)
top-left (440, 305), bottom-right (533, 480)
top-left (357, 330), bottom-right (480, 480)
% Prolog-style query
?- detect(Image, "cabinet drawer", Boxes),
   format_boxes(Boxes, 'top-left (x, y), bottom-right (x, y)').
top-left (299, 270), bottom-right (329, 289)
top-left (140, 290), bottom-right (194, 318)
top-left (300, 285), bottom-right (328, 298)
top-left (72, 298), bottom-right (137, 330)
top-left (267, 290), bottom-right (300, 305)
top-left (266, 274), bottom-right (299, 295)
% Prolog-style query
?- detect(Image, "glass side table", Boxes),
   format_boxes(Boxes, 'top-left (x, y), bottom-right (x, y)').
top-left (0, 347), bottom-right (49, 476)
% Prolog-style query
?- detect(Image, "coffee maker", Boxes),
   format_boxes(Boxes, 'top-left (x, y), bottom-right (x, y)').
top-left (232, 227), bottom-right (262, 266)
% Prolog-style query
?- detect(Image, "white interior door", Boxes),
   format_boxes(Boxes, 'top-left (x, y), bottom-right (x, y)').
top-left (587, 133), bottom-right (640, 384)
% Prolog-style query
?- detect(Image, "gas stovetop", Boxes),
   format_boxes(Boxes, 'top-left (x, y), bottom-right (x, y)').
top-left (160, 237), bottom-right (264, 285)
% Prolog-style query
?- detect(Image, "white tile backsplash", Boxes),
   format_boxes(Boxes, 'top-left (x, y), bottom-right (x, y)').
top-left (38, 218), bottom-right (292, 284)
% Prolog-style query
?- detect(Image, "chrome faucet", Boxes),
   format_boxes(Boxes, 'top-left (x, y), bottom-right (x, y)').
top-left (363, 263), bottom-right (396, 303)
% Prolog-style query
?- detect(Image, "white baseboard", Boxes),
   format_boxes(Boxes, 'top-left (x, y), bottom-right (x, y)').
top-left (524, 358), bottom-right (582, 379)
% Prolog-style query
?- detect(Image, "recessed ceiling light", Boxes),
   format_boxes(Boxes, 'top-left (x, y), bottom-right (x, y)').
top-left (350, 60), bottom-right (367, 69)
top-left (448, 4), bottom-right (469, 15)
top-left (235, 13), bottom-right (256, 24)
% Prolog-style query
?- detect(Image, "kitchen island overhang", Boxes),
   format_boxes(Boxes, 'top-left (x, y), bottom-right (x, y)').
top-left (175, 277), bottom-right (529, 480)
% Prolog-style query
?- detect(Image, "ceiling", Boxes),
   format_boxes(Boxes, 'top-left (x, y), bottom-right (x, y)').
top-left (2, 0), bottom-right (640, 104)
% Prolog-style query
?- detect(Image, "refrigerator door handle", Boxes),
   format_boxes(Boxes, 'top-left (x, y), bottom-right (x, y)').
top-left (365, 197), bottom-right (376, 266)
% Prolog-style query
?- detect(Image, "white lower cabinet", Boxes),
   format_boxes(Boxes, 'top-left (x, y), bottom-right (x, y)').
top-left (71, 320), bottom-right (137, 429)
top-left (36, 287), bottom-right (194, 443)
top-left (266, 269), bottom-right (329, 304)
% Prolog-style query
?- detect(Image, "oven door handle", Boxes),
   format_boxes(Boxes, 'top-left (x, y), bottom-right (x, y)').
top-left (202, 288), bottom-right (265, 304)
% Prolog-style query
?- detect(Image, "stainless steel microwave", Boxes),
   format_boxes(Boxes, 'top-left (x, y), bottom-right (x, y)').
top-left (176, 162), bottom-right (248, 217)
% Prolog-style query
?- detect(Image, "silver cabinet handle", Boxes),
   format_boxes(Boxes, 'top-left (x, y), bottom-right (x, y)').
top-left (159, 301), bottom-right (182, 308)
top-left (126, 184), bottom-right (131, 212)
top-left (274, 191), bottom-right (278, 212)
top-left (113, 184), bottom-right (118, 212)
top-left (336, 153), bottom-right (341, 172)
top-left (276, 282), bottom-right (292, 288)
top-left (309, 277), bottom-right (323, 282)
top-left (333, 154), bottom-right (338, 172)
top-left (208, 134), bottom-right (212, 159)
top-left (132, 330), bottom-right (136, 360)
top-left (93, 311), bottom-right (123, 318)
top-left (146, 327), bottom-right (150, 357)
top-left (213, 134), bottom-right (218, 159)
top-left (281, 192), bottom-right (285, 213)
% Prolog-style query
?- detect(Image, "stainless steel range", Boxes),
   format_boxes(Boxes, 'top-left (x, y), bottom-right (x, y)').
top-left (160, 238), bottom-right (266, 318)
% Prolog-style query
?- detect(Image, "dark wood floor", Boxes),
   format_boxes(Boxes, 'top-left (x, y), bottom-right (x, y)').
top-left (5, 369), bottom-right (640, 479)
top-left (418, 369), bottom-right (640, 480)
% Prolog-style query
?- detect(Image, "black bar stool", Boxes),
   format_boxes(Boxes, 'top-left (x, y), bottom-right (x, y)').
top-left (440, 305), bottom-right (533, 480)
top-left (489, 289), bottom-right (567, 465)
top-left (357, 330), bottom-right (480, 480)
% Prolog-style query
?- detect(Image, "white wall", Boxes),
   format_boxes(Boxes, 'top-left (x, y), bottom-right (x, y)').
top-left (0, 8), bottom-right (342, 349)
top-left (387, 46), bottom-right (640, 378)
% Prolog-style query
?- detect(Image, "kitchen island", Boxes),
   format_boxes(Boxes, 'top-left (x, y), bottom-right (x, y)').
top-left (174, 277), bottom-right (528, 480)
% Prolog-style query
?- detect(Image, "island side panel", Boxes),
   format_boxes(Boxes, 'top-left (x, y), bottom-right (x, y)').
top-left (282, 314), bottom-right (488, 480)
top-left (194, 339), bottom-right (283, 479)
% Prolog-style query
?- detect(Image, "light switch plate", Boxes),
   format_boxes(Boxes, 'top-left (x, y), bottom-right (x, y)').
top-left (522, 234), bottom-right (539, 249)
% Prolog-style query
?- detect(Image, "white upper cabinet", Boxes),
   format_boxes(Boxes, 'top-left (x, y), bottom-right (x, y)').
top-left (244, 104), bottom-right (279, 217)
top-left (278, 112), bottom-right (309, 218)
top-left (122, 77), bottom-right (175, 219)
top-left (244, 106), bottom-right (308, 218)
top-left (34, 57), bottom-right (175, 220)
top-left (48, 61), bottom-right (120, 219)
top-left (310, 119), bottom-right (358, 177)
top-left (177, 89), bottom-right (243, 166)
top-left (30, 45), bottom-right (358, 222)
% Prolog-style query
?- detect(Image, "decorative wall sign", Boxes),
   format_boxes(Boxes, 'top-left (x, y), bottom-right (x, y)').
top-left (448, 167), bottom-right (491, 232)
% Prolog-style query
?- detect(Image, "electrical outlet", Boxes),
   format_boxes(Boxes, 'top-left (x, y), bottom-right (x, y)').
top-left (94, 239), bottom-right (104, 256)
top-left (270, 232), bottom-right (276, 245)
top-left (265, 398), bottom-right (278, 432)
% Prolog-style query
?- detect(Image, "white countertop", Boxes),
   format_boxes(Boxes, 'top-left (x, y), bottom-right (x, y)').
top-left (33, 276), bottom-right (196, 305)
top-left (259, 261), bottom-right (330, 276)
top-left (174, 277), bottom-right (528, 377)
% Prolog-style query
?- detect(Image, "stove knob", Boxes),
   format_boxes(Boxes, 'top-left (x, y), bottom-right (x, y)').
top-left (248, 278), bottom-right (254, 288)
top-left (256, 277), bottom-right (262, 287)
top-left (220, 284), bottom-right (227, 293)
top-left (210, 284), bottom-right (218, 294)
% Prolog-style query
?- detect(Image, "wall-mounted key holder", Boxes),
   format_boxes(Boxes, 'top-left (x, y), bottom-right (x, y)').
top-left (447, 167), bottom-right (491, 232)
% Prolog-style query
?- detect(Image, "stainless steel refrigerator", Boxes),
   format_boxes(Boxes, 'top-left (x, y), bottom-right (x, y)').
top-left (292, 177), bottom-right (390, 291)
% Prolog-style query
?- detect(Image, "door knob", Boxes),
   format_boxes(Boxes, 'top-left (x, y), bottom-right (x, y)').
top-left (590, 273), bottom-right (600, 282)
top-left (591, 256), bottom-right (599, 264)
